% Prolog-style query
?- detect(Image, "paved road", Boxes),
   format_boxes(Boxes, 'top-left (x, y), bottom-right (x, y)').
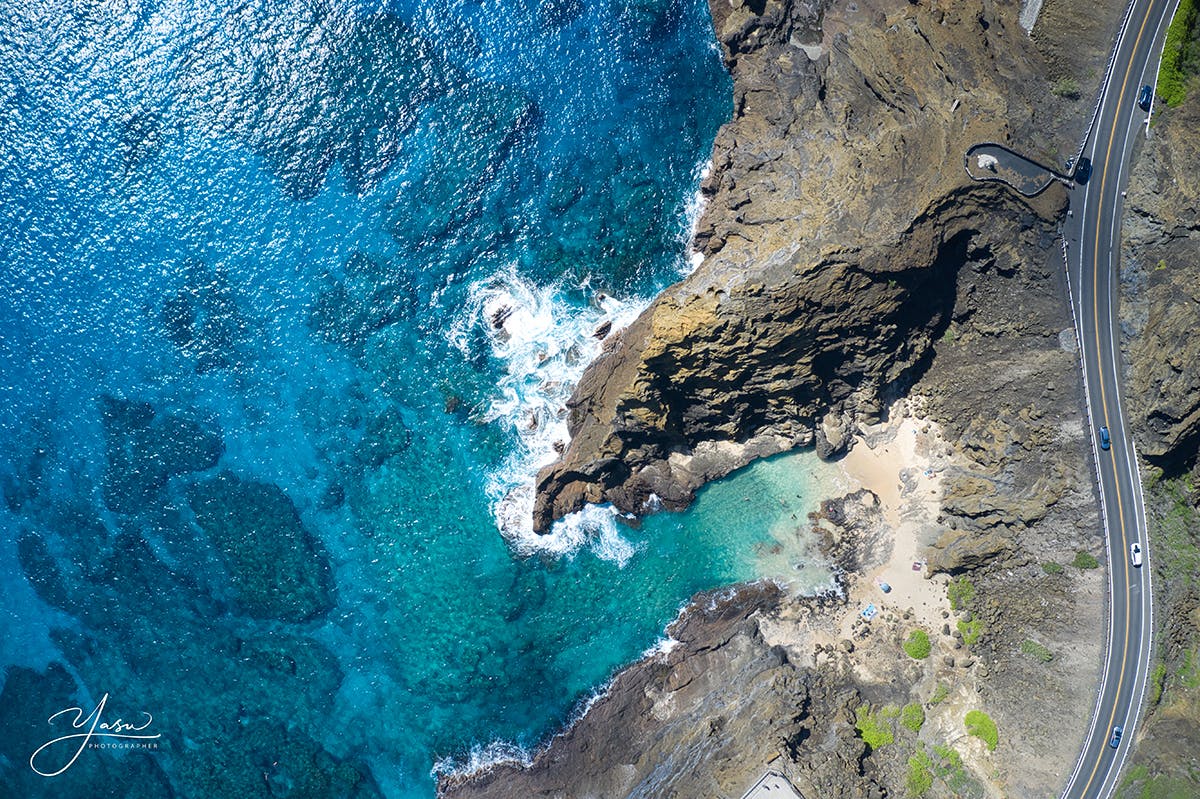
top-left (1059, 0), bottom-right (1178, 796)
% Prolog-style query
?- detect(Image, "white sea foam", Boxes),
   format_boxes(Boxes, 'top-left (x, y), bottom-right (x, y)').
top-left (447, 265), bottom-right (644, 563)
top-left (679, 158), bottom-right (714, 276)
top-left (430, 741), bottom-right (532, 781)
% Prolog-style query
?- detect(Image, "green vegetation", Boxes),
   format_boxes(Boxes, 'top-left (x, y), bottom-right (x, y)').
top-left (1021, 639), bottom-right (1054, 663)
top-left (907, 749), bottom-right (935, 796)
top-left (1179, 647), bottom-right (1200, 689)
top-left (902, 702), bottom-right (926, 732)
top-left (958, 617), bottom-right (983, 646)
top-left (904, 629), bottom-right (932, 660)
top-left (1150, 660), bottom-right (1167, 705)
top-left (1041, 560), bottom-right (1064, 574)
top-left (928, 744), bottom-right (984, 797)
top-left (1156, 258), bottom-right (1169, 271)
top-left (1158, 0), bottom-right (1200, 107)
top-left (1073, 550), bottom-right (1100, 569)
top-left (1119, 766), bottom-right (1200, 799)
top-left (947, 576), bottom-right (975, 611)
top-left (929, 682), bottom-right (950, 705)
top-left (855, 704), bottom-right (896, 749)
top-left (965, 710), bottom-right (999, 751)
top-left (1122, 765), bottom-right (1150, 789)
top-left (1153, 476), bottom-right (1200, 585)
top-left (1052, 77), bottom-right (1082, 99)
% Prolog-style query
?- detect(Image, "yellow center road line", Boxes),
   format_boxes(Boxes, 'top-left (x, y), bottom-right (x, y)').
top-left (1078, 1), bottom-right (1155, 795)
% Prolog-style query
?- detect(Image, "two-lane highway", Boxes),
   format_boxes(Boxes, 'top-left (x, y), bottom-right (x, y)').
top-left (1059, 0), bottom-right (1178, 796)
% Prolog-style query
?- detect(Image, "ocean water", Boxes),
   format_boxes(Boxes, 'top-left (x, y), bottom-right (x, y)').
top-left (0, 1), bottom-right (834, 796)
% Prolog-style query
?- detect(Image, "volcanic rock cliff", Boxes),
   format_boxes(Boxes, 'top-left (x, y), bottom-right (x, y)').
top-left (1121, 95), bottom-right (1200, 467)
top-left (533, 0), bottom-right (1068, 531)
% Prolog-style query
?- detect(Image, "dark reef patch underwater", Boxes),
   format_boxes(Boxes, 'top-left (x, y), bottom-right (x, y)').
top-left (0, 1), bottom-right (825, 795)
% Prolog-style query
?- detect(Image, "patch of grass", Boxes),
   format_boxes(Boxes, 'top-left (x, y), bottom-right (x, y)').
top-left (1156, 259), bottom-right (1169, 271)
top-left (965, 709), bottom-right (999, 751)
top-left (1178, 647), bottom-right (1200, 689)
top-left (1041, 560), bottom-right (1064, 574)
top-left (958, 617), bottom-right (983, 646)
top-left (948, 576), bottom-right (975, 611)
top-left (1132, 773), bottom-right (1200, 798)
top-left (902, 702), bottom-right (926, 732)
top-left (904, 629), bottom-right (932, 660)
top-left (929, 744), bottom-right (985, 797)
top-left (1158, 0), bottom-right (1199, 106)
top-left (907, 749), bottom-right (935, 796)
top-left (1153, 477), bottom-right (1200, 586)
top-left (1021, 639), bottom-right (1054, 663)
top-left (929, 683), bottom-right (950, 705)
top-left (1073, 550), bottom-right (1100, 569)
top-left (1052, 76), bottom-right (1082, 99)
top-left (932, 744), bottom-right (962, 768)
top-left (1121, 764), bottom-right (1149, 789)
top-left (855, 704), bottom-right (895, 750)
top-left (1150, 660), bottom-right (1167, 705)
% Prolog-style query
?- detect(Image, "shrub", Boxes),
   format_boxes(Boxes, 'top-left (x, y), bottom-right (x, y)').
top-left (965, 710), bottom-right (999, 751)
top-left (902, 702), bottom-right (926, 732)
top-left (1158, 0), bottom-right (1198, 106)
top-left (855, 704), bottom-right (895, 749)
top-left (907, 750), bottom-right (934, 796)
top-left (1041, 561), bottom-right (1064, 574)
top-left (1021, 639), bottom-right (1054, 663)
top-left (947, 576), bottom-right (975, 611)
top-left (957, 618), bottom-right (983, 646)
top-left (929, 683), bottom-right (950, 705)
top-left (904, 629), bottom-right (932, 659)
top-left (1073, 551), bottom-right (1100, 569)
top-left (1150, 660), bottom-right (1167, 705)
top-left (1052, 77), bottom-right (1082, 98)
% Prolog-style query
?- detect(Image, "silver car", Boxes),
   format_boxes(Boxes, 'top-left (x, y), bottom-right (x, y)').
top-left (1130, 542), bottom-right (1143, 567)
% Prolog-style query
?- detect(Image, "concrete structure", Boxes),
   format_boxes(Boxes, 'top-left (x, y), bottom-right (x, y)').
top-left (742, 770), bottom-right (805, 799)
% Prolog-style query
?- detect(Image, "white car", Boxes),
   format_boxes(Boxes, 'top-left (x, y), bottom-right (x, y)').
top-left (1130, 542), bottom-right (1143, 567)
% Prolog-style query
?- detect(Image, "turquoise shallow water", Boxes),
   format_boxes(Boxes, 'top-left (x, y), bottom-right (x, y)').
top-left (0, 1), bottom-right (833, 796)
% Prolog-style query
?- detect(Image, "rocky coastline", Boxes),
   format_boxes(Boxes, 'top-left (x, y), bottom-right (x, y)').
top-left (442, 0), bottom-right (1136, 795)
top-left (531, 0), bottom-right (1081, 534)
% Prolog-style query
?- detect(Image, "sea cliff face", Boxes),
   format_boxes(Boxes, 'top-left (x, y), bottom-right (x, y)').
top-left (534, 0), bottom-right (1066, 532)
top-left (1121, 96), bottom-right (1200, 466)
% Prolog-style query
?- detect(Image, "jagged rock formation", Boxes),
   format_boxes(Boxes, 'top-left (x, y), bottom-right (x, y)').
top-left (533, 0), bottom-right (1067, 532)
top-left (439, 583), bottom-right (888, 799)
top-left (1121, 96), bottom-right (1200, 468)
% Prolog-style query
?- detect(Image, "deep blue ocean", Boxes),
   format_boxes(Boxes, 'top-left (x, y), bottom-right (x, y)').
top-left (0, 1), bottom-right (834, 796)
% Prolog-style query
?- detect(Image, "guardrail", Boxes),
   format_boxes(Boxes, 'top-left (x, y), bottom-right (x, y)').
top-left (963, 142), bottom-right (1071, 196)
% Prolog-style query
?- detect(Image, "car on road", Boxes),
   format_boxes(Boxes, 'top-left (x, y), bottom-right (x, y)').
top-left (1138, 84), bottom-right (1153, 111)
top-left (1131, 542), bottom-right (1143, 567)
top-left (1109, 725), bottom-right (1123, 749)
top-left (1099, 425), bottom-right (1111, 450)
top-left (1075, 157), bottom-right (1092, 184)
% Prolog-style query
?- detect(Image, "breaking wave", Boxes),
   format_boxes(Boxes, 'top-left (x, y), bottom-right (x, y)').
top-left (447, 265), bottom-right (644, 564)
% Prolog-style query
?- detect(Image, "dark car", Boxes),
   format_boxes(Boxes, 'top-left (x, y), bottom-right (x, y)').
top-left (1075, 156), bottom-right (1092, 184)
top-left (1100, 425), bottom-right (1111, 450)
top-left (1138, 84), bottom-right (1153, 111)
top-left (1109, 725), bottom-right (1123, 749)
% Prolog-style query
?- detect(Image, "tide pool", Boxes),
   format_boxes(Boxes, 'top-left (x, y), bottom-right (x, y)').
top-left (0, 1), bottom-right (834, 796)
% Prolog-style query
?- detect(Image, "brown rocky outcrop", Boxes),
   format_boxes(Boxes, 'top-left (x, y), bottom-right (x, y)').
top-left (1121, 95), bottom-right (1200, 468)
top-left (533, 0), bottom-right (1067, 531)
